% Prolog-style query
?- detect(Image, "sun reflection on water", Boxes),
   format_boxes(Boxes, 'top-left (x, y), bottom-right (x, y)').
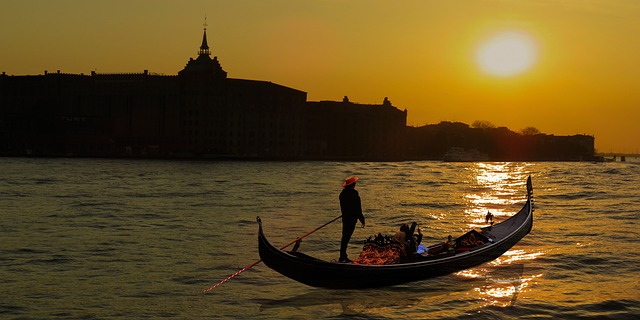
top-left (457, 262), bottom-right (543, 307)
top-left (457, 162), bottom-right (542, 307)
top-left (462, 163), bottom-right (532, 230)
top-left (492, 249), bottom-right (545, 265)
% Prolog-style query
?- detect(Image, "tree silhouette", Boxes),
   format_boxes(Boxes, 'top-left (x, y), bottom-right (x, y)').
top-left (471, 120), bottom-right (496, 129)
top-left (520, 126), bottom-right (541, 136)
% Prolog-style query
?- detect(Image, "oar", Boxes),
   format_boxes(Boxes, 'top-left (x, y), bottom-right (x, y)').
top-left (200, 215), bottom-right (342, 293)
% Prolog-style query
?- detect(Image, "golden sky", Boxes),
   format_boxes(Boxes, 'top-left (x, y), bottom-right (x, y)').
top-left (1, 0), bottom-right (639, 153)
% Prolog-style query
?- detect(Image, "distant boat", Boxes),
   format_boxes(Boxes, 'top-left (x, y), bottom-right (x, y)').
top-left (256, 176), bottom-right (534, 289)
top-left (443, 147), bottom-right (489, 162)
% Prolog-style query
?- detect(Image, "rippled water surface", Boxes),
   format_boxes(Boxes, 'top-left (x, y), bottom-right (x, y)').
top-left (1, 158), bottom-right (638, 319)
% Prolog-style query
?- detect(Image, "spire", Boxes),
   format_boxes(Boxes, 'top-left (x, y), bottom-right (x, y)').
top-left (179, 16), bottom-right (227, 79)
top-left (198, 16), bottom-right (211, 56)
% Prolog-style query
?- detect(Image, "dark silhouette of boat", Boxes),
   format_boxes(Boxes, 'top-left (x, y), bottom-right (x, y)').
top-left (256, 176), bottom-right (534, 289)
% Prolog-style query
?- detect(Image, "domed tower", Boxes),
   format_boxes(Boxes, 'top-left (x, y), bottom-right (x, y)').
top-left (179, 17), bottom-right (227, 79)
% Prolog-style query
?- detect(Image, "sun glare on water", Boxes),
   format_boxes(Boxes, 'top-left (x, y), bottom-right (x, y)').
top-left (476, 31), bottom-right (538, 77)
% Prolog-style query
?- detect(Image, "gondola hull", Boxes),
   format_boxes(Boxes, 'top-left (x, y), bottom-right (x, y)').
top-left (257, 177), bottom-right (534, 289)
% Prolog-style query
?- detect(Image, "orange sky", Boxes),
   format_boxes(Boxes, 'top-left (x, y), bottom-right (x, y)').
top-left (1, 0), bottom-right (639, 153)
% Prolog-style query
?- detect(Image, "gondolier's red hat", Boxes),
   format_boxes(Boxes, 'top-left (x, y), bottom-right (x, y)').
top-left (343, 176), bottom-right (359, 187)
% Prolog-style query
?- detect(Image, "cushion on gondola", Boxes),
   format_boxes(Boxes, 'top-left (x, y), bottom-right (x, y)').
top-left (455, 229), bottom-right (489, 251)
top-left (353, 242), bottom-right (403, 265)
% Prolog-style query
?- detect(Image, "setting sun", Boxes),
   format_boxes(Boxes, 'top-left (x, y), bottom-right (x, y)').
top-left (476, 31), bottom-right (538, 77)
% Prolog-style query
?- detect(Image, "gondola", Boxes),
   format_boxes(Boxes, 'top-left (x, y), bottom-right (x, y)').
top-left (257, 176), bottom-right (534, 289)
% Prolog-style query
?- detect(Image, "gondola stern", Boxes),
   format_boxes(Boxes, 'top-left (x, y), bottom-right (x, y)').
top-left (256, 216), bottom-right (274, 253)
top-left (256, 216), bottom-right (273, 259)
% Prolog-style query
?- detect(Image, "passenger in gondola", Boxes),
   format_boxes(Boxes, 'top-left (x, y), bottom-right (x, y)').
top-left (409, 222), bottom-right (422, 252)
top-left (406, 222), bottom-right (420, 253)
top-left (394, 222), bottom-right (423, 257)
top-left (414, 227), bottom-right (424, 249)
top-left (339, 176), bottom-right (366, 263)
top-left (416, 242), bottom-right (428, 256)
top-left (428, 234), bottom-right (456, 255)
top-left (414, 227), bottom-right (428, 256)
top-left (446, 235), bottom-right (457, 253)
top-left (393, 224), bottom-right (408, 254)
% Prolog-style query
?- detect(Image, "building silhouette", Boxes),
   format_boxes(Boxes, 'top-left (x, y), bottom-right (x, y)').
top-left (0, 26), bottom-right (594, 161)
top-left (306, 96), bottom-right (407, 160)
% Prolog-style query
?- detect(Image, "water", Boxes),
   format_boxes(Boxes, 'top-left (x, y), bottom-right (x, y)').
top-left (1, 158), bottom-right (638, 319)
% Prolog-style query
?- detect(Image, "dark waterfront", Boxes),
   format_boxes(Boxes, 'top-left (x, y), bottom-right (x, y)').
top-left (1, 158), bottom-right (638, 319)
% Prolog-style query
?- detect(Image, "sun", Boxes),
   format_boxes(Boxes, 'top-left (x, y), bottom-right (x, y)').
top-left (476, 31), bottom-right (538, 77)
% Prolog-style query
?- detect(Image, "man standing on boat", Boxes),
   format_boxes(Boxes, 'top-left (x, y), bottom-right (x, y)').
top-left (339, 176), bottom-right (366, 263)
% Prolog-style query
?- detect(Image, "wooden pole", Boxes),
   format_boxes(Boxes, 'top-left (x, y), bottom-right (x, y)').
top-left (201, 215), bottom-right (342, 293)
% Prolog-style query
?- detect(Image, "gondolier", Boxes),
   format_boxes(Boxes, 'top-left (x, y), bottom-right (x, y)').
top-left (339, 176), bottom-right (366, 263)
